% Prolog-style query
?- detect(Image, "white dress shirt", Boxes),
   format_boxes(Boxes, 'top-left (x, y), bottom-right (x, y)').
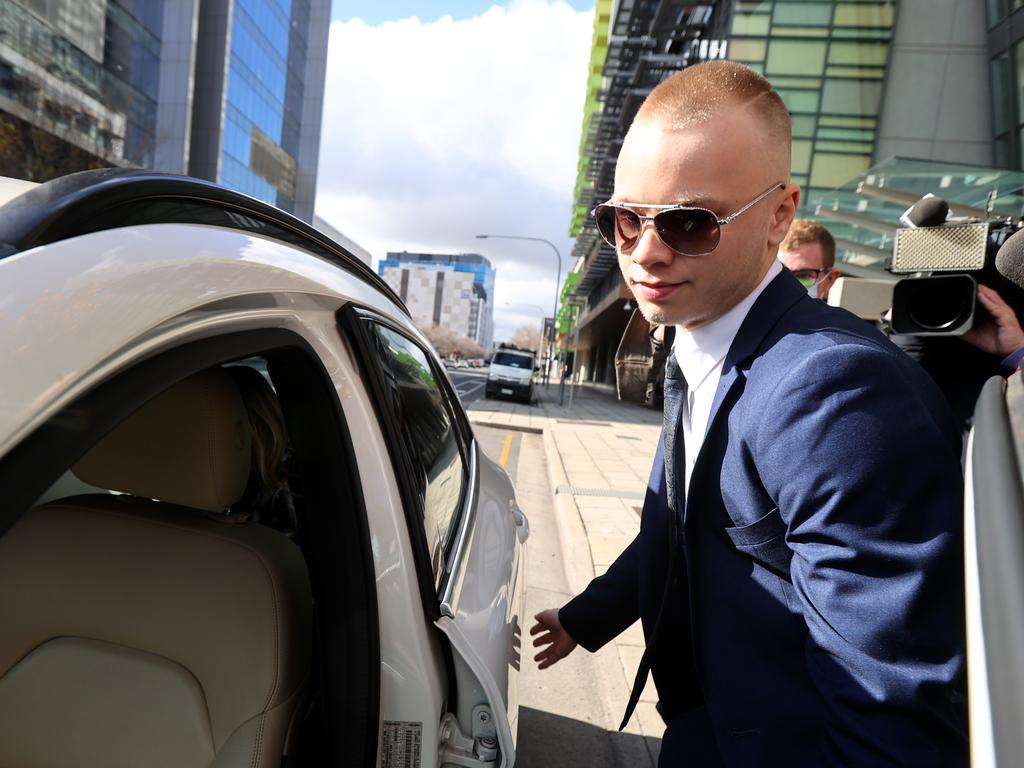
top-left (674, 259), bottom-right (783, 492)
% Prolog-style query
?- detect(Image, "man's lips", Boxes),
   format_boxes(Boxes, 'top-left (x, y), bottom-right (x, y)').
top-left (632, 280), bottom-right (683, 301)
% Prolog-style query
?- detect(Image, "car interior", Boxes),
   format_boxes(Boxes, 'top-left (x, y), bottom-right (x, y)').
top-left (0, 340), bottom-right (380, 767)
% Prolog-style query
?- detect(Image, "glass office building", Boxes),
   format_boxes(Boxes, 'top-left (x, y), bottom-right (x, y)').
top-left (566, 0), bottom-right (1008, 386)
top-left (989, 1), bottom-right (1024, 168)
top-left (218, 0), bottom-right (301, 210)
top-left (728, 1), bottom-right (896, 211)
top-left (0, 0), bottom-right (330, 222)
top-left (0, 0), bottom-right (164, 173)
top-left (190, 0), bottom-right (329, 221)
top-left (378, 252), bottom-right (496, 349)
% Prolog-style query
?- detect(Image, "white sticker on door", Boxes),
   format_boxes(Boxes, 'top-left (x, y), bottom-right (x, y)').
top-left (382, 720), bottom-right (422, 768)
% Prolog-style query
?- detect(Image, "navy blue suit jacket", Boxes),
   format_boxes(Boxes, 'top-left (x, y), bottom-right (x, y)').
top-left (560, 270), bottom-right (967, 766)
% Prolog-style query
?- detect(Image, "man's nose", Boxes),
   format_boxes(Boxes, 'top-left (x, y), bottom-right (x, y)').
top-left (629, 222), bottom-right (674, 267)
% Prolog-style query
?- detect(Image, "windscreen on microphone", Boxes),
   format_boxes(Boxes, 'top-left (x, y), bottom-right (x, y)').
top-left (907, 195), bottom-right (950, 228)
top-left (995, 228), bottom-right (1024, 292)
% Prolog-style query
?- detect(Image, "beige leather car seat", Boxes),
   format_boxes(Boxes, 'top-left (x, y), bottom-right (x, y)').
top-left (0, 368), bottom-right (313, 768)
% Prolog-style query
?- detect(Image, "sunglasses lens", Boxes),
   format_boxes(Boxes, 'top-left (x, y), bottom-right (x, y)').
top-left (594, 206), bottom-right (641, 250)
top-left (656, 208), bottom-right (720, 255)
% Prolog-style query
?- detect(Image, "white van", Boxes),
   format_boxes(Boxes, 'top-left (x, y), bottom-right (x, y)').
top-left (485, 348), bottom-right (536, 403)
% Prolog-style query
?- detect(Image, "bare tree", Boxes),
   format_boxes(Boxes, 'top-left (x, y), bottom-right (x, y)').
top-left (508, 324), bottom-right (541, 352)
top-left (418, 323), bottom-right (485, 358)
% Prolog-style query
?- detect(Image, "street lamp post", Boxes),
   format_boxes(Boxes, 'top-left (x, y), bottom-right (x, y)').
top-left (476, 234), bottom-right (563, 390)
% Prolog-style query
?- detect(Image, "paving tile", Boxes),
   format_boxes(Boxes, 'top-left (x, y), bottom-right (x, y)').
top-left (617, 645), bottom-right (658, 703)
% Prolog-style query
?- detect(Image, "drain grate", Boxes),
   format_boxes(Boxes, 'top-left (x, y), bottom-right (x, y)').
top-left (616, 434), bottom-right (641, 441)
top-left (556, 485), bottom-right (646, 500)
top-left (556, 419), bottom-right (612, 427)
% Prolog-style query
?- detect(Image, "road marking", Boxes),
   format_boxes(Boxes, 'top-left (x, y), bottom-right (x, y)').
top-left (499, 434), bottom-right (514, 467)
top-left (457, 382), bottom-right (484, 396)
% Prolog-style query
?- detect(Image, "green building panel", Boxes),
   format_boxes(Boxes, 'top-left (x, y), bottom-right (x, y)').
top-left (726, 0), bottom-right (896, 215)
top-left (569, 0), bottom-right (613, 237)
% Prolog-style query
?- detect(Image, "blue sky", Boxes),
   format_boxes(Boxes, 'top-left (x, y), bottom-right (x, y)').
top-left (332, 1), bottom-right (593, 24)
top-left (316, 1), bottom-right (594, 341)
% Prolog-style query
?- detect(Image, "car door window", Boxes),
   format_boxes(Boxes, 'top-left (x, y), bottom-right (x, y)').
top-left (366, 323), bottom-right (466, 577)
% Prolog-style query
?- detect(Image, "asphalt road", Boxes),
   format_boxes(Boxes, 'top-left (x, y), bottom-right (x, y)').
top-left (473, 424), bottom-right (655, 768)
top-left (447, 367), bottom-right (489, 405)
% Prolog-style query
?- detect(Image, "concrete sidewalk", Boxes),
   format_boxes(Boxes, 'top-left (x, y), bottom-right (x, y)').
top-left (467, 380), bottom-right (666, 756)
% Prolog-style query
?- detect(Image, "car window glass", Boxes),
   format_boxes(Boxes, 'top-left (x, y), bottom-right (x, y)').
top-left (492, 352), bottom-right (532, 368)
top-left (367, 324), bottom-right (465, 577)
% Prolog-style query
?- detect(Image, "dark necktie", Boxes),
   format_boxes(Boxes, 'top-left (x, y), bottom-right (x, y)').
top-left (619, 352), bottom-right (687, 731)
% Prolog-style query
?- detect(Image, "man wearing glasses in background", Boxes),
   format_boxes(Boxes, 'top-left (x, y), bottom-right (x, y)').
top-left (530, 61), bottom-right (966, 766)
top-left (778, 218), bottom-right (840, 301)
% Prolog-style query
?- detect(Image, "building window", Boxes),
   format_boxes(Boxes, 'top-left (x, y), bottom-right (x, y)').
top-left (766, 40), bottom-right (828, 75)
top-left (810, 152), bottom-right (870, 188)
top-left (820, 79), bottom-right (882, 115)
top-left (773, 3), bottom-right (832, 26)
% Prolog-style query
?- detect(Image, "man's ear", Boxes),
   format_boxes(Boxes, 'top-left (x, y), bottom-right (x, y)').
top-left (767, 184), bottom-right (801, 248)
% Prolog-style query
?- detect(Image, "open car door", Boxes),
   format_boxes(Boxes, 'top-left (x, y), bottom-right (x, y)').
top-left (436, 446), bottom-right (528, 768)
top-left (965, 372), bottom-right (1024, 766)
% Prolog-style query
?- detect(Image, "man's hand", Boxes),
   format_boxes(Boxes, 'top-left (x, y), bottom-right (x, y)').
top-left (963, 284), bottom-right (1024, 356)
top-left (529, 609), bottom-right (578, 669)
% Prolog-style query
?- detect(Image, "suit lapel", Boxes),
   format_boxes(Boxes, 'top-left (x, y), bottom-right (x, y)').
top-left (682, 269), bottom-right (806, 526)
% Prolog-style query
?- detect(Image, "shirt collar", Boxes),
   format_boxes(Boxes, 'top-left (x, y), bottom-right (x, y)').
top-left (673, 259), bottom-right (783, 390)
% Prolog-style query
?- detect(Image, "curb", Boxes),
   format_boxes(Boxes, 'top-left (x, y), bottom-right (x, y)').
top-left (541, 424), bottom-right (597, 597)
top-left (470, 420), bottom-right (544, 435)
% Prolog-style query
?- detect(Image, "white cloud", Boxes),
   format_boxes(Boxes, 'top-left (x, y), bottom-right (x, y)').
top-left (315, 0), bottom-right (593, 341)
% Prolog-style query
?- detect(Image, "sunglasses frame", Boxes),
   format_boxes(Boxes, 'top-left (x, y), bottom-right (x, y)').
top-left (592, 182), bottom-right (787, 257)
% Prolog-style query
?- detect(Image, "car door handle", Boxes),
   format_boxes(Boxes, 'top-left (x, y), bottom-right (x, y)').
top-left (512, 504), bottom-right (529, 543)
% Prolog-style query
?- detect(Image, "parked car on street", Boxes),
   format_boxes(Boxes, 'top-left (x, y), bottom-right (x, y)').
top-left (485, 348), bottom-right (536, 404)
top-left (0, 170), bottom-right (528, 768)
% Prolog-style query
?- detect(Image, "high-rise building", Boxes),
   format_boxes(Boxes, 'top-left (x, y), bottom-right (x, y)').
top-left (567, 0), bottom-right (1012, 386)
top-left (189, 0), bottom-right (329, 220)
top-left (378, 252), bottom-right (496, 349)
top-left (0, 0), bottom-right (330, 222)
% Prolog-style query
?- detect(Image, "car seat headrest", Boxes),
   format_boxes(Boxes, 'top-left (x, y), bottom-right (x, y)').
top-left (74, 368), bottom-right (252, 512)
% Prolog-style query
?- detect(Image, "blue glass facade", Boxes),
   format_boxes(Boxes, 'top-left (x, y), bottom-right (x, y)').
top-left (379, 253), bottom-right (496, 307)
top-left (219, 0), bottom-right (307, 212)
top-left (0, 0), bottom-right (163, 168)
top-left (104, 0), bottom-right (163, 167)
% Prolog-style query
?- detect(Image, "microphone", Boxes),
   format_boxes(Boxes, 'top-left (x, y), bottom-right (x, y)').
top-left (995, 227), bottom-right (1024, 292)
top-left (904, 195), bottom-right (950, 228)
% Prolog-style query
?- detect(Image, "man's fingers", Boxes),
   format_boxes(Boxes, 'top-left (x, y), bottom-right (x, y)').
top-left (532, 632), bottom-right (554, 648)
top-left (528, 622), bottom-right (547, 636)
top-left (535, 647), bottom-right (562, 668)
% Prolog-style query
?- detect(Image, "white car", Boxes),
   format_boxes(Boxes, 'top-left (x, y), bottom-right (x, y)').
top-left (0, 170), bottom-right (528, 768)
top-left (485, 349), bottom-right (536, 404)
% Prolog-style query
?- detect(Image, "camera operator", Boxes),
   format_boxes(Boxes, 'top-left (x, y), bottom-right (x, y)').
top-left (778, 219), bottom-right (841, 300)
top-left (887, 281), bottom-right (1024, 436)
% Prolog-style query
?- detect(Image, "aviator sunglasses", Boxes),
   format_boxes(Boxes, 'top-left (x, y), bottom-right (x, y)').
top-left (592, 182), bottom-right (786, 257)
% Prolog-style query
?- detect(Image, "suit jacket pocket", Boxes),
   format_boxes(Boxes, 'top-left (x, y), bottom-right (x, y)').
top-left (724, 507), bottom-right (792, 580)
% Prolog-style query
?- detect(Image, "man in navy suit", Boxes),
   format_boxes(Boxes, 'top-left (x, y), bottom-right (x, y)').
top-left (530, 61), bottom-right (966, 766)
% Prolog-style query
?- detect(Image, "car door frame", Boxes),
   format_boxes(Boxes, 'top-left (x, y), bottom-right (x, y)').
top-left (0, 327), bottom-right (382, 767)
top-left (966, 372), bottom-right (1024, 767)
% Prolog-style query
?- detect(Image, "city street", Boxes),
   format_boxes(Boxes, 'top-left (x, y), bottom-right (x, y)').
top-left (469, 383), bottom-right (664, 768)
top-left (447, 367), bottom-right (490, 405)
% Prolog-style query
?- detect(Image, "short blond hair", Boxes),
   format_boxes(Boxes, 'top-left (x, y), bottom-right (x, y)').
top-left (781, 219), bottom-right (836, 267)
top-left (636, 60), bottom-right (792, 157)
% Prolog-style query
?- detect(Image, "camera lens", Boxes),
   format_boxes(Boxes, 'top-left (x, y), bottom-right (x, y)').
top-left (908, 280), bottom-right (971, 331)
top-left (891, 274), bottom-right (977, 336)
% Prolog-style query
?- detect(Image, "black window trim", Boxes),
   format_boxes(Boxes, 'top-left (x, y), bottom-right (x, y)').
top-left (0, 169), bottom-right (406, 316)
top-left (337, 304), bottom-right (479, 618)
top-left (0, 328), bottom-right (381, 766)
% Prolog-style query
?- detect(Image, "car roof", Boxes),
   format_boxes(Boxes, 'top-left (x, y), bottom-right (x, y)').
top-left (0, 176), bottom-right (37, 207)
top-left (0, 169), bottom-right (406, 314)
